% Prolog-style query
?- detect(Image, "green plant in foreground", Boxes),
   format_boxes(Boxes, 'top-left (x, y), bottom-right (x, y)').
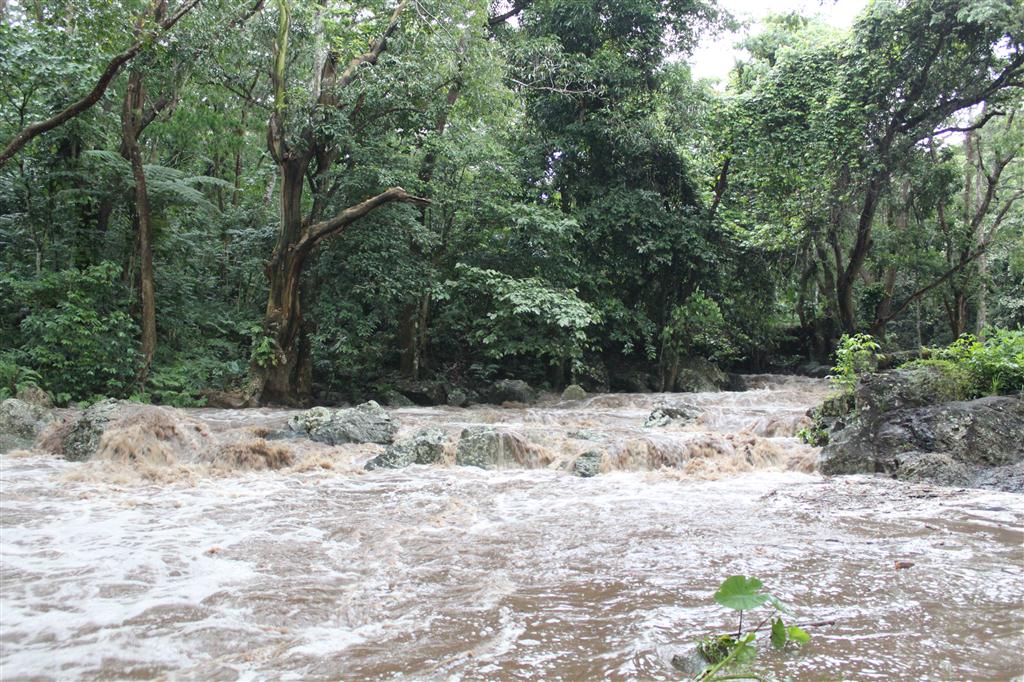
top-left (697, 575), bottom-right (811, 681)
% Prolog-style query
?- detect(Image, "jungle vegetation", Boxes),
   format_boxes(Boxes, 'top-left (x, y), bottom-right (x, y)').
top-left (0, 0), bottom-right (1022, 405)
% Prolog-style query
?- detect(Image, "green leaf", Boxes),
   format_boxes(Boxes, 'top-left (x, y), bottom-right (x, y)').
top-left (714, 575), bottom-right (771, 611)
top-left (770, 617), bottom-right (787, 650)
top-left (787, 626), bottom-right (811, 644)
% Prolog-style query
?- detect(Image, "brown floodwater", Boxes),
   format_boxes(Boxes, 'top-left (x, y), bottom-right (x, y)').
top-left (1, 376), bottom-right (1022, 680)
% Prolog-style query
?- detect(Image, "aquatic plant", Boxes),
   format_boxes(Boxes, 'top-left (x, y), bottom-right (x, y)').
top-left (695, 575), bottom-right (811, 681)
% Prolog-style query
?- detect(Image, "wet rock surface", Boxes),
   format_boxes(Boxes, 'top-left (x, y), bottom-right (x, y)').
top-left (560, 384), bottom-right (587, 401)
top-left (820, 386), bottom-right (1024, 490)
top-left (645, 402), bottom-right (700, 428)
top-left (455, 426), bottom-right (546, 469)
top-left (287, 401), bottom-right (398, 445)
top-left (0, 398), bottom-right (53, 453)
top-left (484, 379), bottom-right (537, 405)
top-left (366, 428), bottom-right (447, 469)
top-left (572, 450), bottom-right (603, 477)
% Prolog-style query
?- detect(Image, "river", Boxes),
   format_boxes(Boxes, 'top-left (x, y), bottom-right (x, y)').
top-left (2, 376), bottom-right (1022, 680)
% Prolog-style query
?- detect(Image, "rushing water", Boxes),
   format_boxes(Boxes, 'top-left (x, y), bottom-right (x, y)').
top-left (2, 376), bottom-right (1022, 680)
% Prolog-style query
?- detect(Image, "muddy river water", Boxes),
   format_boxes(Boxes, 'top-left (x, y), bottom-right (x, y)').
top-left (1, 376), bottom-right (1022, 680)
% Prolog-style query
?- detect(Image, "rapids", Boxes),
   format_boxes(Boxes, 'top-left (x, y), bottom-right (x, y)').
top-left (1, 375), bottom-right (1022, 680)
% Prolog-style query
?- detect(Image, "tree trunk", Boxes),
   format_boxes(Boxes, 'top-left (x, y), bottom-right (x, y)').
top-left (122, 70), bottom-right (157, 381)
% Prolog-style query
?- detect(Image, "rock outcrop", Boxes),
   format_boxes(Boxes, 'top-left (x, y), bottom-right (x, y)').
top-left (287, 401), bottom-right (398, 445)
top-left (819, 368), bottom-right (1024, 490)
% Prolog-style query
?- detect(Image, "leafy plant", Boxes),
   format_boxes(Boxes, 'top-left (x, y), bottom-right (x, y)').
top-left (695, 575), bottom-right (811, 681)
top-left (830, 333), bottom-right (880, 392)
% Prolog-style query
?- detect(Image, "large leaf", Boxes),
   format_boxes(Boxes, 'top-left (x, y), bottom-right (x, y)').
top-left (714, 575), bottom-right (771, 611)
top-left (787, 625), bottom-right (811, 644)
top-left (770, 617), bottom-right (787, 650)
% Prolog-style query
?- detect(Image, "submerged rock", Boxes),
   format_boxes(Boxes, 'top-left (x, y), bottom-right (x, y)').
top-left (0, 398), bottom-right (53, 453)
top-left (572, 450), bottom-right (603, 477)
top-left (561, 384), bottom-right (587, 401)
top-left (288, 401), bottom-right (398, 445)
top-left (455, 427), bottom-right (544, 469)
top-left (366, 428), bottom-right (446, 469)
top-left (645, 402), bottom-right (700, 428)
top-left (484, 379), bottom-right (536, 405)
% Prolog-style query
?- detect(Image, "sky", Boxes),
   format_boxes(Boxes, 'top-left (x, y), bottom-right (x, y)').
top-left (689, 0), bottom-right (869, 81)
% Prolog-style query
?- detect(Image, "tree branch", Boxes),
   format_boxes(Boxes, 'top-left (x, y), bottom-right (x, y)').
top-left (303, 186), bottom-right (429, 248)
top-left (0, 0), bottom-right (201, 166)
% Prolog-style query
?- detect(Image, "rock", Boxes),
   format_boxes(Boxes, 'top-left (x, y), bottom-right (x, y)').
top-left (0, 398), bottom-right (53, 453)
top-left (383, 390), bottom-right (415, 408)
top-left (673, 358), bottom-right (727, 393)
top-left (820, 394), bottom-right (1024, 488)
top-left (455, 427), bottom-right (543, 469)
top-left (484, 379), bottom-right (536, 405)
top-left (797, 362), bottom-right (832, 379)
top-left (567, 428), bottom-right (603, 441)
top-left (803, 391), bottom-right (856, 445)
top-left (200, 390), bottom-right (252, 409)
top-left (366, 428), bottom-right (446, 469)
top-left (572, 450), bottom-right (603, 477)
top-left (446, 387), bottom-right (476, 407)
top-left (15, 384), bottom-right (53, 408)
top-left (62, 398), bottom-right (122, 461)
top-left (896, 451), bottom-right (971, 486)
top-left (645, 402), bottom-right (700, 428)
top-left (288, 401), bottom-right (398, 445)
top-left (394, 380), bottom-right (447, 406)
top-left (854, 365), bottom-right (968, 421)
top-left (724, 373), bottom-right (748, 392)
top-left (609, 368), bottom-right (654, 393)
top-left (560, 384), bottom-right (587, 401)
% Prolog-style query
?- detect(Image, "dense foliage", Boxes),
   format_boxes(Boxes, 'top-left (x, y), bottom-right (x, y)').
top-left (1, 0), bottom-right (1021, 404)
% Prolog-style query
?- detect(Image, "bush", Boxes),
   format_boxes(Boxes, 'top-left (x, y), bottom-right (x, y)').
top-left (905, 329), bottom-right (1022, 398)
top-left (9, 262), bottom-right (140, 403)
top-left (830, 333), bottom-right (880, 392)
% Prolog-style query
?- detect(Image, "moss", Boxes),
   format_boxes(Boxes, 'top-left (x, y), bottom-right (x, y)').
top-left (901, 359), bottom-right (976, 402)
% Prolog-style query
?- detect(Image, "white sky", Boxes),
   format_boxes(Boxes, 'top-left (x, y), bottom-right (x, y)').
top-left (689, 0), bottom-right (868, 81)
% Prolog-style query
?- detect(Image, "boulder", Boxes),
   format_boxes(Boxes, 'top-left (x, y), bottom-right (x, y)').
top-left (0, 398), bottom-right (53, 453)
top-left (645, 402), bottom-right (700, 428)
top-left (560, 384), bottom-right (587, 401)
top-left (673, 358), bottom-right (727, 393)
top-left (484, 379), bottom-right (536, 405)
top-left (820, 395), bottom-right (1024, 489)
top-left (797, 362), bottom-right (832, 379)
top-left (609, 368), bottom-right (654, 393)
top-left (455, 427), bottom-right (543, 469)
top-left (15, 384), bottom-right (53, 408)
top-left (366, 428), bottom-right (446, 469)
top-left (287, 401), bottom-right (398, 445)
top-left (572, 450), bottom-right (603, 477)
top-left (383, 390), bottom-right (415, 408)
top-left (394, 380), bottom-right (447, 406)
top-left (61, 398), bottom-right (122, 462)
top-left (724, 373), bottom-right (748, 392)
top-left (446, 387), bottom-right (478, 408)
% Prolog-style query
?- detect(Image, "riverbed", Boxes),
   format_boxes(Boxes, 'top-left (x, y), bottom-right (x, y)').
top-left (2, 376), bottom-right (1022, 680)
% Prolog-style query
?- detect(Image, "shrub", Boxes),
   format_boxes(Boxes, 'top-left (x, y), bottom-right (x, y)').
top-left (830, 333), bottom-right (880, 392)
top-left (10, 262), bottom-right (140, 403)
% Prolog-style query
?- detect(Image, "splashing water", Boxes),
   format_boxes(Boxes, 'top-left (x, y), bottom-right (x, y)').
top-left (2, 375), bottom-right (1022, 680)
